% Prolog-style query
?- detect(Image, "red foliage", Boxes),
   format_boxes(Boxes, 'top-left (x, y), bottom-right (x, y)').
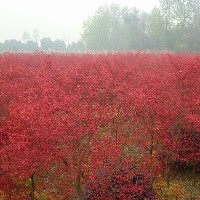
top-left (0, 52), bottom-right (199, 199)
top-left (83, 161), bottom-right (156, 200)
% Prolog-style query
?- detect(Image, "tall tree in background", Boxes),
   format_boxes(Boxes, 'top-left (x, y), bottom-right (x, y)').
top-left (82, 4), bottom-right (151, 51)
top-left (82, 6), bottom-right (111, 50)
top-left (147, 7), bottom-right (177, 51)
top-left (1, 2), bottom-right (200, 52)
top-left (108, 4), bottom-right (130, 50)
top-left (82, 4), bottom-right (132, 51)
top-left (146, 7), bottom-right (165, 50)
top-left (122, 8), bottom-right (149, 50)
top-left (159, 0), bottom-right (200, 51)
top-left (82, 5), bottom-right (111, 51)
top-left (81, 2), bottom-right (200, 52)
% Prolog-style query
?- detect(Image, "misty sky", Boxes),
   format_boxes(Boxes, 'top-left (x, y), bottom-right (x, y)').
top-left (0, 0), bottom-right (158, 44)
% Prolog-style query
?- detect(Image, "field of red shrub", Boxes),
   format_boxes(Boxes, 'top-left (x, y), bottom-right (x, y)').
top-left (0, 53), bottom-right (200, 199)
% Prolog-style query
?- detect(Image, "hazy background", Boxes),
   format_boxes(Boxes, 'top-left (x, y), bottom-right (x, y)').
top-left (0, 0), bottom-right (199, 52)
top-left (0, 0), bottom-right (158, 43)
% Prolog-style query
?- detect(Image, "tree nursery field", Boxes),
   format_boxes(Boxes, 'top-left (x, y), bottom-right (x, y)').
top-left (0, 52), bottom-right (200, 199)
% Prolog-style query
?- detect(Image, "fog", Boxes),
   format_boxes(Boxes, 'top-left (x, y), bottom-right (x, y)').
top-left (0, 0), bottom-right (158, 42)
top-left (0, 0), bottom-right (199, 52)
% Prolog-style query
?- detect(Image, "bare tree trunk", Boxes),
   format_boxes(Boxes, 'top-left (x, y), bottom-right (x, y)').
top-left (166, 156), bottom-right (172, 187)
top-left (192, 163), bottom-right (197, 185)
top-left (30, 174), bottom-right (35, 200)
top-left (76, 168), bottom-right (83, 200)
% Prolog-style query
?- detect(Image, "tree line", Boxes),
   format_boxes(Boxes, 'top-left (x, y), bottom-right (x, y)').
top-left (0, 38), bottom-right (84, 52)
top-left (0, 0), bottom-right (200, 52)
top-left (0, 29), bottom-right (84, 52)
top-left (82, 0), bottom-right (200, 52)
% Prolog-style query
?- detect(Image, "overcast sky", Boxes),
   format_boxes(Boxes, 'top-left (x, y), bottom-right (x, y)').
top-left (0, 0), bottom-right (158, 44)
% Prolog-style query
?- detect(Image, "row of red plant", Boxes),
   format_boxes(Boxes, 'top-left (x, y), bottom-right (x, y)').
top-left (0, 52), bottom-right (199, 199)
